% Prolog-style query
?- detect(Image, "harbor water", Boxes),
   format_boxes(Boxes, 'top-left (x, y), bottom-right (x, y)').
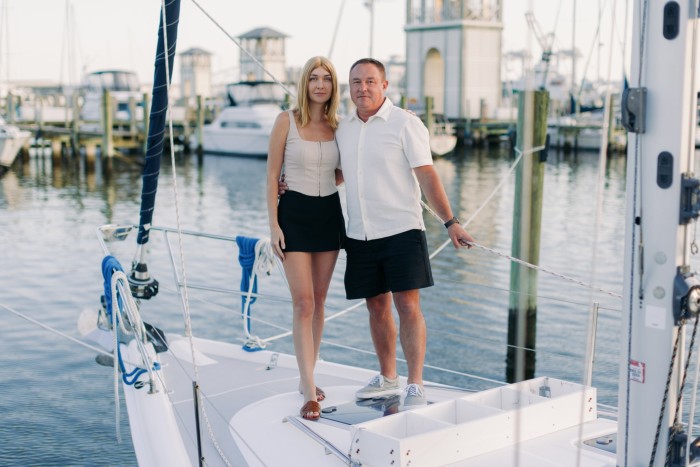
top-left (0, 143), bottom-right (667, 465)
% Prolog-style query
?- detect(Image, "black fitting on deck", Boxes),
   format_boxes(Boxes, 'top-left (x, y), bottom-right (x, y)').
top-left (128, 262), bottom-right (159, 300)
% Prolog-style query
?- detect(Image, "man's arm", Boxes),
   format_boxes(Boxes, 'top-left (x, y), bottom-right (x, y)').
top-left (413, 165), bottom-right (474, 249)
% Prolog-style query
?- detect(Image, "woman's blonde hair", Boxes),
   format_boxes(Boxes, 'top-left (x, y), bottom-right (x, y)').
top-left (295, 56), bottom-right (340, 129)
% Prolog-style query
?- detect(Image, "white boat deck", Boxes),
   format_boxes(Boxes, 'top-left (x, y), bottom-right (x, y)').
top-left (119, 333), bottom-right (618, 467)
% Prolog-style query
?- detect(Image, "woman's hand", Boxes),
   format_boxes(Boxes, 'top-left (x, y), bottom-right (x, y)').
top-left (270, 225), bottom-right (286, 260)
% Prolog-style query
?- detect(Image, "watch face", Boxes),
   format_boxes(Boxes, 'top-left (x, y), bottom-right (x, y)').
top-left (445, 217), bottom-right (459, 228)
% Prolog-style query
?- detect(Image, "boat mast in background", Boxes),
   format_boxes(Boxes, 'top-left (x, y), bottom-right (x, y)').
top-left (572, 0), bottom-right (578, 116)
top-left (619, 1), bottom-right (700, 465)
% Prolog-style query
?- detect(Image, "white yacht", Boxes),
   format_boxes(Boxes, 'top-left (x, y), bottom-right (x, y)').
top-left (79, 70), bottom-right (144, 131)
top-left (191, 81), bottom-right (285, 157)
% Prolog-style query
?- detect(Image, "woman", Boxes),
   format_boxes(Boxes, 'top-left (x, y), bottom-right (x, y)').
top-left (266, 56), bottom-right (345, 421)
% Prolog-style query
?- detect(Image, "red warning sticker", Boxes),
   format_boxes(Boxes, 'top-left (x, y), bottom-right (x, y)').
top-left (630, 360), bottom-right (645, 383)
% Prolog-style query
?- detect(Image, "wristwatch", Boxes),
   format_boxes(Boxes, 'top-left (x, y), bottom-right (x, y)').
top-left (444, 216), bottom-right (460, 229)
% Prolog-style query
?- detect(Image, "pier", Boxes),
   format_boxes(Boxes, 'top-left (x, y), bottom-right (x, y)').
top-left (3, 90), bottom-right (212, 159)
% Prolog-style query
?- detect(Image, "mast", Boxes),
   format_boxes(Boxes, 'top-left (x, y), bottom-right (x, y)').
top-left (129, 0), bottom-right (182, 299)
top-left (619, 1), bottom-right (699, 466)
top-left (572, 0), bottom-right (578, 116)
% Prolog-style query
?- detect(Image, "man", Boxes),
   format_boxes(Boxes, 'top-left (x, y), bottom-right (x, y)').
top-left (337, 58), bottom-right (474, 407)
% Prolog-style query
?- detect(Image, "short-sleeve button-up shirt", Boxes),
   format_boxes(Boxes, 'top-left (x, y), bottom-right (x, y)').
top-left (337, 98), bottom-right (433, 240)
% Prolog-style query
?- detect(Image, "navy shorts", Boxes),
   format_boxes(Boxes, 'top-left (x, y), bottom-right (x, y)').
top-left (344, 229), bottom-right (434, 300)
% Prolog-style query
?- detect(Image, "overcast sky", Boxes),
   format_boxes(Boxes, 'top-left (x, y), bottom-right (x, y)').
top-left (0, 0), bottom-right (627, 87)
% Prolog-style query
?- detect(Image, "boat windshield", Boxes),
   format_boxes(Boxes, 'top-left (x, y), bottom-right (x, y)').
top-left (84, 71), bottom-right (140, 92)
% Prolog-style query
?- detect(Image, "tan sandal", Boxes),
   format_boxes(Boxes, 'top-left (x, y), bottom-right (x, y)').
top-left (298, 386), bottom-right (326, 402)
top-left (300, 400), bottom-right (321, 421)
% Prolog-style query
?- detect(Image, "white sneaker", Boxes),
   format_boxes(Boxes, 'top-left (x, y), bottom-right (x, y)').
top-left (356, 374), bottom-right (401, 399)
top-left (402, 383), bottom-right (427, 408)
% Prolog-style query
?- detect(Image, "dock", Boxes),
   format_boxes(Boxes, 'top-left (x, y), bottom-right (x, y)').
top-left (3, 90), bottom-right (213, 159)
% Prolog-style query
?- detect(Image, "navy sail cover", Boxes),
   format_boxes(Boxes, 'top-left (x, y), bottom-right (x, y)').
top-left (137, 0), bottom-right (181, 245)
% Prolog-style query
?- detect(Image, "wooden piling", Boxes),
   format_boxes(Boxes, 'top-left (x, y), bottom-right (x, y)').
top-left (20, 139), bottom-right (30, 162)
top-left (101, 90), bottom-right (114, 158)
top-left (606, 93), bottom-right (615, 153)
top-left (51, 139), bottom-right (63, 159)
top-left (7, 92), bottom-right (15, 123)
top-left (128, 96), bottom-right (137, 137)
top-left (425, 96), bottom-right (434, 136)
top-left (71, 92), bottom-right (80, 155)
top-left (506, 89), bottom-right (549, 383)
top-left (196, 95), bottom-right (204, 156)
top-left (180, 99), bottom-right (190, 150)
top-left (84, 141), bottom-right (98, 162)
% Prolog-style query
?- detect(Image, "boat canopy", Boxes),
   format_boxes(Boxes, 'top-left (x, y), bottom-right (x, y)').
top-left (226, 81), bottom-right (287, 107)
top-left (83, 70), bottom-right (140, 93)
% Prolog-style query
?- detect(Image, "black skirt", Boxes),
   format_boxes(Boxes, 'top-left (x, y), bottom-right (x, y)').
top-left (278, 190), bottom-right (346, 252)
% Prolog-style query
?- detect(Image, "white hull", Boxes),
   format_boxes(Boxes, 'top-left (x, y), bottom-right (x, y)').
top-left (547, 112), bottom-right (627, 151)
top-left (430, 134), bottom-right (457, 157)
top-left (547, 126), bottom-right (627, 151)
top-left (197, 130), bottom-right (270, 157)
top-left (192, 104), bottom-right (279, 157)
top-left (15, 106), bottom-right (74, 125)
top-left (0, 123), bottom-right (31, 168)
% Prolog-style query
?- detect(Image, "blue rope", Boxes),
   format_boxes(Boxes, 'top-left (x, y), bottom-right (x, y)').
top-left (101, 255), bottom-right (125, 324)
top-left (101, 255), bottom-right (157, 386)
top-left (236, 236), bottom-right (259, 332)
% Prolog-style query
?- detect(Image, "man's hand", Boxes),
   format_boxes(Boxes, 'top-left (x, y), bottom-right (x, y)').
top-left (448, 223), bottom-right (474, 250)
top-left (278, 173), bottom-right (288, 196)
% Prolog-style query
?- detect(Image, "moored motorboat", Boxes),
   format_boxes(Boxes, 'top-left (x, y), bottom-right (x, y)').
top-left (0, 116), bottom-right (31, 173)
top-left (429, 117), bottom-right (458, 157)
top-left (191, 81), bottom-right (286, 157)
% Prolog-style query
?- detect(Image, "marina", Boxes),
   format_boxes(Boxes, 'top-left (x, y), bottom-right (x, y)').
top-left (0, 0), bottom-right (632, 166)
top-left (4, 0), bottom-right (700, 466)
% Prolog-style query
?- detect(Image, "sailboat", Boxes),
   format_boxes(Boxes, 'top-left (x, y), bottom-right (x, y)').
top-left (80, 1), bottom-right (700, 465)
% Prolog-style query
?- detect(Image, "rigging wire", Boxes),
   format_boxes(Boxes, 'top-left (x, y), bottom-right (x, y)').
top-left (667, 318), bottom-right (700, 465)
top-left (576, 0), bottom-right (620, 464)
top-left (157, 1), bottom-right (237, 465)
top-left (188, 0), bottom-right (295, 98)
top-left (422, 144), bottom-right (622, 299)
top-left (649, 323), bottom-right (684, 466)
top-left (0, 303), bottom-right (116, 358)
top-left (574, 0), bottom-right (610, 103)
top-left (328, 0), bottom-right (347, 59)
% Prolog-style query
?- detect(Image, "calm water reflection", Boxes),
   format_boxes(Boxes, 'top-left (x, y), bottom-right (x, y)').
top-left (0, 144), bottom-right (642, 464)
